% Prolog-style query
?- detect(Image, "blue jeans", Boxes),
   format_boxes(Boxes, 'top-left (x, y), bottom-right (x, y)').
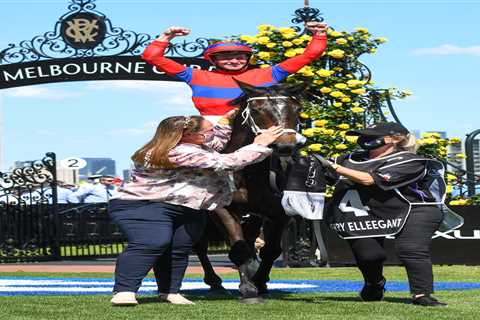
top-left (109, 199), bottom-right (207, 293)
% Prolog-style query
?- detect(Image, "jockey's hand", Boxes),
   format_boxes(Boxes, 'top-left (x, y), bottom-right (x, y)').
top-left (156, 26), bottom-right (190, 42)
top-left (305, 21), bottom-right (328, 36)
top-left (254, 126), bottom-right (284, 146)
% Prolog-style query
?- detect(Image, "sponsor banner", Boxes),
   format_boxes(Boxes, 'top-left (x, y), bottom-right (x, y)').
top-left (0, 56), bottom-right (212, 89)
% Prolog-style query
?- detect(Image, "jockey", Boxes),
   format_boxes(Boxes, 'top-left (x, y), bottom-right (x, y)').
top-left (141, 22), bottom-right (328, 123)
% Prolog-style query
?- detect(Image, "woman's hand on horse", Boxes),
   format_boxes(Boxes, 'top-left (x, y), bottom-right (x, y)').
top-left (254, 126), bottom-right (284, 146)
top-left (305, 21), bottom-right (328, 35)
top-left (157, 26), bottom-right (190, 41)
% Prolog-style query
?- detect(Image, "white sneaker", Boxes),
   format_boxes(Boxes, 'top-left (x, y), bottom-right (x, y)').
top-left (159, 293), bottom-right (195, 305)
top-left (111, 292), bottom-right (138, 306)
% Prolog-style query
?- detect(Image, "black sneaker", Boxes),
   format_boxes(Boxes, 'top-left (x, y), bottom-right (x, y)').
top-left (412, 295), bottom-right (447, 307)
top-left (360, 277), bottom-right (386, 301)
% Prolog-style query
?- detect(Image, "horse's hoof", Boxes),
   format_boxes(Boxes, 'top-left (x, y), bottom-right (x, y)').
top-left (255, 283), bottom-right (268, 295)
top-left (239, 297), bottom-right (265, 304)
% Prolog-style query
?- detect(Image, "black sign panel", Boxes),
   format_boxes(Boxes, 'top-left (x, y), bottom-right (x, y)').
top-left (325, 205), bottom-right (480, 265)
top-left (0, 56), bottom-right (212, 89)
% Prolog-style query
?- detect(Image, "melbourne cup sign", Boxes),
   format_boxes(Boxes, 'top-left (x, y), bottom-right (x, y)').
top-left (0, 0), bottom-right (212, 89)
top-left (0, 56), bottom-right (211, 89)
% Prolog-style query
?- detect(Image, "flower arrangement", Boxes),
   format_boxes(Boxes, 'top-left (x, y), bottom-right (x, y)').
top-left (237, 24), bottom-right (410, 158)
top-left (233, 24), bottom-right (478, 204)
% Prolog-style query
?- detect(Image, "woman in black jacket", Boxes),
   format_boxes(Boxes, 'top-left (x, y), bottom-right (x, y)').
top-left (319, 122), bottom-right (450, 307)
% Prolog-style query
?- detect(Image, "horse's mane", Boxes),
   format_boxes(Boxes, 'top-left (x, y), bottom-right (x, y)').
top-left (227, 83), bottom-right (322, 108)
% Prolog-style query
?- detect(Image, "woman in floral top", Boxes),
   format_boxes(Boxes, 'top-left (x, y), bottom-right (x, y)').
top-left (109, 111), bottom-right (282, 306)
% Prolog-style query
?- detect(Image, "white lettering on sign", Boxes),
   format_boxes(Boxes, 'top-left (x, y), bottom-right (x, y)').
top-left (339, 190), bottom-right (370, 217)
top-left (2, 61), bottom-right (154, 82)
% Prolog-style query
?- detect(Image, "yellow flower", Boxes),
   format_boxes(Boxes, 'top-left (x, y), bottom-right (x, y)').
top-left (284, 49), bottom-right (297, 57)
top-left (257, 36), bottom-right (270, 45)
top-left (316, 69), bottom-right (334, 77)
top-left (348, 36), bottom-right (354, 41)
top-left (448, 137), bottom-right (461, 144)
top-left (313, 79), bottom-right (324, 85)
top-left (299, 112), bottom-right (310, 119)
top-left (329, 91), bottom-right (344, 98)
top-left (295, 48), bottom-right (306, 54)
top-left (329, 30), bottom-right (343, 37)
top-left (422, 132), bottom-right (441, 138)
top-left (328, 49), bottom-right (345, 59)
top-left (260, 64), bottom-right (270, 69)
top-left (369, 48), bottom-right (377, 54)
top-left (324, 129), bottom-right (335, 135)
top-left (345, 135), bottom-right (359, 143)
top-left (335, 143), bottom-right (348, 150)
top-left (334, 83), bottom-right (348, 90)
top-left (333, 102), bottom-right (343, 108)
top-left (300, 34), bottom-right (312, 41)
top-left (300, 150), bottom-right (309, 157)
top-left (375, 37), bottom-right (388, 43)
top-left (355, 27), bottom-right (369, 33)
top-left (302, 128), bottom-right (315, 137)
top-left (266, 42), bottom-right (277, 48)
top-left (337, 123), bottom-right (350, 130)
top-left (282, 32), bottom-right (297, 39)
top-left (258, 24), bottom-right (274, 32)
top-left (351, 107), bottom-right (365, 113)
top-left (257, 51), bottom-right (271, 60)
top-left (240, 35), bottom-right (256, 44)
top-left (446, 174), bottom-right (457, 182)
top-left (335, 38), bottom-right (348, 45)
top-left (456, 153), bottom-right (466, 159)
top-left (279, 27), bottom-right (295, 34)
top-left (292, 38), bottom-right (304, 45)
top-left (351, 88), bottom-right (367, 95)
top-left (347, 79), bottom-right (362, 87)
top-left (312, 127), bottom-right (323, 134)
top-left (313, 119), bottom-right (329, 127)
top-left (282, 41), bottom-right (293, 47)
top-left (341, 97), bottom-right (352, 103)
top-left (320, 87), bottom-right (332, 94)
top-left (308, 144), bottom-right (323, 152)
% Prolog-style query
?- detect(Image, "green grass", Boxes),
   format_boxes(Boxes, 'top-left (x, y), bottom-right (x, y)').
top-left (1, 266), bottom-right (480, 320)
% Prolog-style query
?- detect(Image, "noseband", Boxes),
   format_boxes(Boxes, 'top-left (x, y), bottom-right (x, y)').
top-left (241, 96), bottom-right (298, 135)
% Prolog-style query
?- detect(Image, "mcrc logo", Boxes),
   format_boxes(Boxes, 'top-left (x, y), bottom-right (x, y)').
top-left (61, 12), bottom-right (106, 49)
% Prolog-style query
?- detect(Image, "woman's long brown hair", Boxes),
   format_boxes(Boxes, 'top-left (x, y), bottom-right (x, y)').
top-left (131, 116), bottom-right (203, 169)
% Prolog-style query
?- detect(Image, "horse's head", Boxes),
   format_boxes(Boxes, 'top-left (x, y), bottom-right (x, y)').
top-left (231, 80), bottom-right (307, 155)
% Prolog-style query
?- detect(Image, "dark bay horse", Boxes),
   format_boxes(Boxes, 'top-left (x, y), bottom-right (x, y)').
top-left (193, 80), bottom-right (308, 302)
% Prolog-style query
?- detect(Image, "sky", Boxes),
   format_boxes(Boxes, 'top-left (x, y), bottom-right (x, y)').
top-left (1, 0), bottom-right (479, 174)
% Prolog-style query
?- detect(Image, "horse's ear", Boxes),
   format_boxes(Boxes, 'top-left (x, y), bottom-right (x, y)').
top-left (281, 82), bottom-right (309, 97)
top-left (233, 78), bottom-right (265, 96)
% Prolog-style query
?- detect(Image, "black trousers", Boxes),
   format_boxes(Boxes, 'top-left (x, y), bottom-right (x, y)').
top-left (347, 205), bottom-right (443, 295)
top-left (109, 199), bottom-right (207, 293)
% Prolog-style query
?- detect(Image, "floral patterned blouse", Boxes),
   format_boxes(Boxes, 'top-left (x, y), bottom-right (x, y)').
top-left (115, 124), bottom-right (272, 210)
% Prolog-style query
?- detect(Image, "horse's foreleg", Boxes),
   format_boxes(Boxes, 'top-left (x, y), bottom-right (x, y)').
top-left (252, 216), bottom-right (289, 294)
top-left (193, 234), bottom-right (225, 292)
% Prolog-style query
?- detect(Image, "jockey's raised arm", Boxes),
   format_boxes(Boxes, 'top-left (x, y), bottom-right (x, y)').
top-left (141, 22), bottom-right (328, 120)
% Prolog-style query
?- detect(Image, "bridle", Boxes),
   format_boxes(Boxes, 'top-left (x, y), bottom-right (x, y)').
top-left (240, 96), bottom-right (298, 136)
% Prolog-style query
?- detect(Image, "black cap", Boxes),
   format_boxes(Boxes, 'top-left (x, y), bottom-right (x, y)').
top-left (346, 122), bottom-right (409, 137)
